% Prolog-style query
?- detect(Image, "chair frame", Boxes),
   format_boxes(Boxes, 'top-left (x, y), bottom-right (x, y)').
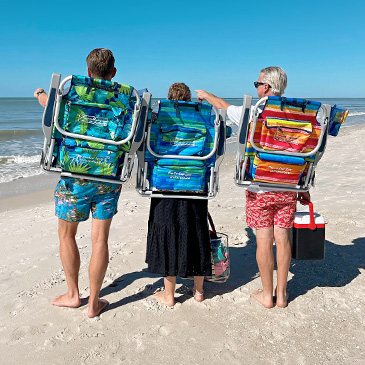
top-left (235, 95), bottom-right (332, 192)
top-left (40, 73), bottom-right (151, 184)
top-left (136, 100), bottom-right (227, 199)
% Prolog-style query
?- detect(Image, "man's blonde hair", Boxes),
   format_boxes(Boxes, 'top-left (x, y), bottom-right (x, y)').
top-left (261, 66), bottom-right (287, 96)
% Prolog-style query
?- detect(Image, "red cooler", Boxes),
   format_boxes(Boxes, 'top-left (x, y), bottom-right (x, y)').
top-left (290, 202), bottom-right (326, 260)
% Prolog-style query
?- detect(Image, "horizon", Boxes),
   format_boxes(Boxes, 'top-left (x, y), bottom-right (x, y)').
top-left (1, 96), bottom-right (364, 100)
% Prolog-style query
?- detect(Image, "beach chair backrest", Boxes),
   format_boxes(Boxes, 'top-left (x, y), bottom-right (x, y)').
top-left (148, 100), bottom-right (215, 158)
top-left (253, 97), bottom-right (322, 153)
top-left (57, 75), bottom-right (135, 142)
top-left (139, 99), bottom-right (224, 197)
top-left (41, 74), bottom-right (148, 183)
top-left (236, 95), bottom-right (330, 191)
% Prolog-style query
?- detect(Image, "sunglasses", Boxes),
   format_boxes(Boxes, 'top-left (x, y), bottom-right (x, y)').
top-left (254, 81), bottom-right (271, 88)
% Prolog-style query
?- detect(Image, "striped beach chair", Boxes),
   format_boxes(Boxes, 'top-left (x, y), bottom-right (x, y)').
top-left (41, 74), bottom-right (151, 184)
top-left (235, 95), bottom-right (348, 191)
top-left (136, 99), bottom-right (227, 199)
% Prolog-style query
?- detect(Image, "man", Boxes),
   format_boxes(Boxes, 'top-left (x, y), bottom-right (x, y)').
top-left (196, 67), bottom-right (309, 308)
top-left (34, 48), bottom-right (120, 317)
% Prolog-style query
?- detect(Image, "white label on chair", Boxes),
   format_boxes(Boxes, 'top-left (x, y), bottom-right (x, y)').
top-left (77, 115), bottom-right (109, 126)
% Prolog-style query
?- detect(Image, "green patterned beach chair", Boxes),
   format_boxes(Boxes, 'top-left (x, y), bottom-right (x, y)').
top-left (136, 99), bottom-right (228, 199)
top-left (41, 74), bottom-right (151, 184)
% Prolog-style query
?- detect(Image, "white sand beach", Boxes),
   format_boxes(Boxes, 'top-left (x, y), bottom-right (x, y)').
top-left (0, 125), bottom-right (364, 365)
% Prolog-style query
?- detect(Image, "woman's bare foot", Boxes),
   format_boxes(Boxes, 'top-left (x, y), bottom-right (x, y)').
top-left (51, 293), bottom-right (81, 308)
top-left (154, 291), bottom-right (175, 307)
top-left (193, 290), bottom-right (204, 302)
top-left (275, 288), bottom-right (289, 308)
top-left (88, 298), bottom-right (109, 318)
top-left (251, 289), bottom-right (274, 308)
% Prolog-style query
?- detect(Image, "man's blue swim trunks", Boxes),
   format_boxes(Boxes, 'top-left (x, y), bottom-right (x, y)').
top-left (54, 177), bottom-right (121, 222)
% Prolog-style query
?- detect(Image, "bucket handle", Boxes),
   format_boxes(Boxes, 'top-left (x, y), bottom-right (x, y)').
top-left (208, 212), bottom-right (218, 238)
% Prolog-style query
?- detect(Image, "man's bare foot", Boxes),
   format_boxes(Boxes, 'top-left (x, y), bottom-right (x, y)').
top-left (153, 290), bottom-right (175, 307)
top-left (88, 298), bottom-right (109, 318)
top-left (51, 293), bottom-right (81, 308)
top-left (193, 290), bottom-right (204, 303)
top-left (251, 289), bottom-right (274, 308)
top-left (275, 288), bottom-right (289, 308)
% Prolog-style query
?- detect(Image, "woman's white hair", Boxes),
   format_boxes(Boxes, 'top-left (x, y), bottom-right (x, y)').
top-left (261, 66), bottom-right (287, 96)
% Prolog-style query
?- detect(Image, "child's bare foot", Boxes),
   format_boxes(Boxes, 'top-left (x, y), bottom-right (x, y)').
top-left (154, 291), bottom-right (175, 307)
top-left (51, 293), bottom-right (81, 308)
top-left (275, 288), bottom-right (289, 308)
top-left (251, 289), bottom-right (274, 308)
top-left (88, 298), bottom-right (109, 318)
top-left (193, 290), bottom-right (204, 302)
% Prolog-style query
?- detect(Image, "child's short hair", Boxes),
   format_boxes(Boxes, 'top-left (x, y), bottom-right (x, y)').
top-left (167, 82), bottom-right (191, 101)
top-left (86, 48), bottom-right (115, 78)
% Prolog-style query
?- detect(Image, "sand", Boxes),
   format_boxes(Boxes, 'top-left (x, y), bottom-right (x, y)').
top-left (0, 126), bottom-right (364, 365)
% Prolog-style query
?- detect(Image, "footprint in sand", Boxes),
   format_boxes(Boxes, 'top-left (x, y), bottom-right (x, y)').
top-left (43, 327), bottom-right (74, 348)
top-left (132, 333), bottom-right (146, 353)
top-left (158, 324), bottom-right (172, 336)
top-left (9, 325), bottom-right (44, 342)
top-left (143, 298), bottom-right (174, 312)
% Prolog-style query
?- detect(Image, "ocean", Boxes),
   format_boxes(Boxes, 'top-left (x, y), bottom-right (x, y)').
top-left (0, 97), bottom-right (364, 188)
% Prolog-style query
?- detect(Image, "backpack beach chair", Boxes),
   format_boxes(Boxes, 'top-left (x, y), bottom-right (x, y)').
top-left (41, 74), bottom-right (151, 184)
top-left (235, 95), bottom-right (348, 192)
top-left (136, 100), bottom-right (227, 199)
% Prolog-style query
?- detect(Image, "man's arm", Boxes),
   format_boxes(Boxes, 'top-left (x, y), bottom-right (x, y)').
top-left (34, 88), bottom-right (48, 108)
top-left (195, 90), bottom-right (231, 110)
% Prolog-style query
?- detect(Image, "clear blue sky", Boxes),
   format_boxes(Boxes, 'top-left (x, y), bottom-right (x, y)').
top-left (1, 0), bottom-right (364, 98)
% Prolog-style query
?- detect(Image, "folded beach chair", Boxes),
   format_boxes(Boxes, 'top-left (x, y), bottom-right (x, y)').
top-left (235, 95), bottom-right (348, 191)
top-left (41, 74), bottom-right (151, 184)
top-left (328, 105), bottom-right (349, 136)
top-left (136, 99), bottom-right (227, 199)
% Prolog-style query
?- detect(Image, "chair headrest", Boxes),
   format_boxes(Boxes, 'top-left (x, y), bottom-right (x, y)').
top-left (266, 96), bottom-right (321, 115)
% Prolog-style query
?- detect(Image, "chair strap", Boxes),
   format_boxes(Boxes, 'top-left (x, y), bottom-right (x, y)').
top-left (173, 101), bottom-right (200, 118)
top-left (280, 97), bottom-right (309, 113)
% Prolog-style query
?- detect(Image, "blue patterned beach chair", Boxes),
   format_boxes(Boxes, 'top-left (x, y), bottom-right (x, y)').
top-left (235, 95), bottom-right (348, 192)
top-left (41, 74), bottom-right (151, 184)
top-left (136, 99), bottom-right (227, 199)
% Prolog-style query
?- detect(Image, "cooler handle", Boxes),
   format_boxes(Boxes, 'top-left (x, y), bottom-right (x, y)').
top-left (297, 198), bottom-right (316, 230)
top-left (308, 202), bottom-right (316, 230)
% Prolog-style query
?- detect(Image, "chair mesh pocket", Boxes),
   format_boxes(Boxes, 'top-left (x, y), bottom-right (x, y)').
top-left (151, 159), bottom-right (207, 192)
top-left (252, 153), bottom-right (306, 185)
top-left (156, 125), bottom-right (206, 156)
top-left (59, 142), bottom-right (123, 177)
top-left (63, 101), bottom-right (131, 142)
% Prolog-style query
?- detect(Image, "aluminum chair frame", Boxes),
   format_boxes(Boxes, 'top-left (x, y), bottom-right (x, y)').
top-left (136, 100), bottom-right (227, 199)
top-left (235, 95), bottom-right (331, 192)
top-left (40, 73), bottom-right (151, 184)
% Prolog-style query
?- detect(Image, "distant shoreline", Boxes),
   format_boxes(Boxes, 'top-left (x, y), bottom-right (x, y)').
top-left (1, 96), bottom-right (365, 100)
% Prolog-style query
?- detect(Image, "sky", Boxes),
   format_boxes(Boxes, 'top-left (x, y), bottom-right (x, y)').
top-left (0, 0), bottom-right (364, 98)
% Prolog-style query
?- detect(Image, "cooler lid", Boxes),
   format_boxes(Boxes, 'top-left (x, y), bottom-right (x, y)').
top-left (294, 211), bottom-right (325, 225)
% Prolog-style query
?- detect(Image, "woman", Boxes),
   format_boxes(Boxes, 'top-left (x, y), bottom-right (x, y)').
top-left (146, 82), bottom-right (211, 307)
